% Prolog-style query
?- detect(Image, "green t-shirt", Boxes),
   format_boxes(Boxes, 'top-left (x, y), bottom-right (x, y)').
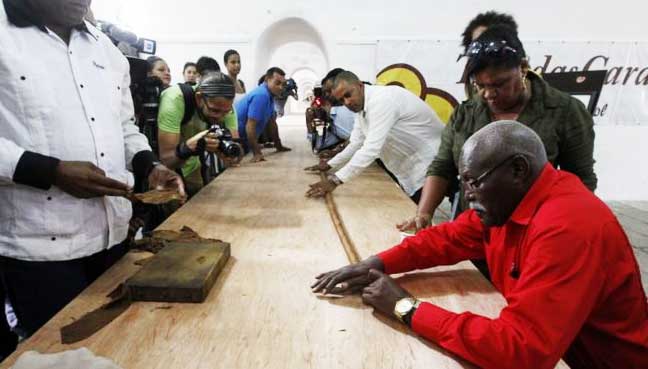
top-left (158, 85), bottom-right (238, 177)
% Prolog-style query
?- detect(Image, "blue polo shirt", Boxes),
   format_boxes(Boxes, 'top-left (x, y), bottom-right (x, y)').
top-left (235, 83), bottom-right (275, 145)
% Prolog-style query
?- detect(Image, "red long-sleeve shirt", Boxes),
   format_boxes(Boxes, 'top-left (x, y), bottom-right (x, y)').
top-left (379, 165), bottom-right (648, 369)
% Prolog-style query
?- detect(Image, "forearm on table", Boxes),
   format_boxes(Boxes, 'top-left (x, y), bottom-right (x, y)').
top-left (268, 119), bottom-right (282, 146)
top-left (417, 176), bottom-right (450, 216)
top-left (246, 119), bottom-right (261, 155)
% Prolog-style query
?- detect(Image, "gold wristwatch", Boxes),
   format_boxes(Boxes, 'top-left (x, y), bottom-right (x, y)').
top-left (394, 297), bottom-right (421, 327)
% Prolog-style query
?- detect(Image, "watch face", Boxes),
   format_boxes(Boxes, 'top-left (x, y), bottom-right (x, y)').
top-left (395, 298), bottom-right (415, 315)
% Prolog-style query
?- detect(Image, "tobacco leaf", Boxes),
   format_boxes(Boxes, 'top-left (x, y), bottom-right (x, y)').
top-left (131, 189), bottom-right (184, 205)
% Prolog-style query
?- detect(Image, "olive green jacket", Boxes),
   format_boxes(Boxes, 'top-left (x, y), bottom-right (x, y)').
top-left (427, 72), bottom-right (597, 193)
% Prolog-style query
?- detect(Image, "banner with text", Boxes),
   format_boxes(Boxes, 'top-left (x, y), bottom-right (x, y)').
top-left (375, 40), bottom-right (648, 126)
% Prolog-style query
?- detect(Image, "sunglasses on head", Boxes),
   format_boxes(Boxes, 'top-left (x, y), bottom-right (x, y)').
top-left (465, 40), bottom-right (518, 58)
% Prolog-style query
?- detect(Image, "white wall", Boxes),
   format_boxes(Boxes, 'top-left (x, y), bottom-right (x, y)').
top-left (594, 126), bottom-right (648, 200)
top-left (92, 0), bottom-right (648, 85)
top-left (91, 0), bottom-right (648, 201)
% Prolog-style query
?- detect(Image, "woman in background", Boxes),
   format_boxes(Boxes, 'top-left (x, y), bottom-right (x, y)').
top-left (183, 62), bottom-right (198, 85)
top-left (146, 56), bottom-right (171, 90)
top-left (224, 49), bottom-right (246, 104)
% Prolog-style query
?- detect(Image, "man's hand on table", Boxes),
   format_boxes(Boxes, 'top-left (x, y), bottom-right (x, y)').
top-left (304, 159), bottom-right (331, 173)
top-left (306, 175), bottom-right (340, 198)
top-left (361, 269), bottom-right (413, 318)
top-left (396, 213), bottom-right (433, 232)
top-left (55, 161), bottom-right (131, 198)
top-left (148, 163), bottom-right (186, 202)
top-left (318, 149), bottom-right (335, 159)
top-left (311, 256), bottom-right (384, 294)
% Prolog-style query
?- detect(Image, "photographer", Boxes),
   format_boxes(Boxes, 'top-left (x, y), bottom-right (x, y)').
top-left (307, 68), bottom-right (356, 159)
top-left (157, 72), bottom-right (241, 196)
top-left (146, 56), bottom-right (171, 90)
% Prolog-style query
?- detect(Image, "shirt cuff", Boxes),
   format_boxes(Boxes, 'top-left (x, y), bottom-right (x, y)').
top-left (377, 245), bottom-right (413, 275)
top-left (132, 150), bottom-right (157, 181)
top-left (334, 168), bottom-right (352, 184)
top-left (411, 302), bottom-right (456, 343)
top-left (12, 151), bottom-right (60, 190)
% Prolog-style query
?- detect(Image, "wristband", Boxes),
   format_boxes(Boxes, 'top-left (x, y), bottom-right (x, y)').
top-left (176, 141), bottom-right (198, 160)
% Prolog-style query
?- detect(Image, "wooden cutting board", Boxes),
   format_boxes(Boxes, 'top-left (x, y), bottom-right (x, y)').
top-left (125, 241), bottom-right (230, 303)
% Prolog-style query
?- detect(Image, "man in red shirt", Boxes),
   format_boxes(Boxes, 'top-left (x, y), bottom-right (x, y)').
top-left (312, 121), bottom-right (648, 369)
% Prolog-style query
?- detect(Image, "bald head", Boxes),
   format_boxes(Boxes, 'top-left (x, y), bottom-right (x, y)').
top-left (459, 121), bottom-right (548, 227)
top-left (460, 120), bottom-right (547, 176)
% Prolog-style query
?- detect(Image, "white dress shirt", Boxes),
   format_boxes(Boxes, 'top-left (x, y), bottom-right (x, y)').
top-left (0, 6), bottom-right (151, 261)
top-left (327, 85), bottom-right (444, 195)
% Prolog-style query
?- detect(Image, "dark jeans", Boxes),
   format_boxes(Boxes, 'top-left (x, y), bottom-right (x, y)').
top-left (0, 241), bottom-right (129, 338)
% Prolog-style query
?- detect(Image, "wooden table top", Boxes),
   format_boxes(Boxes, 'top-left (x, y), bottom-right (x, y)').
top-left (1, 121), bottom-right (569, 369)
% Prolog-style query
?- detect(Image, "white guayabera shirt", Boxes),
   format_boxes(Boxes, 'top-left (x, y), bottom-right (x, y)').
top-left (0, 3), bottom-right (151, 261)
top-left (327, 85), bottom-right (445, 196)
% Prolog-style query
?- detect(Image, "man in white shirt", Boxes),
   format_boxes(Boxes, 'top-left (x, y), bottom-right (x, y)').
top-left (306, 71), bottom-right (444, 203)
top-left (0, 0), bottom-right (183, 344)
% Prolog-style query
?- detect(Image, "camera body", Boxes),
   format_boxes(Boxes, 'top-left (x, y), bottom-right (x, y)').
top-left (208, 126), bottom-right (242, 158)
top-left (311, 87), bottom-right (330, 123)
top-left (97, 21), bottom-right (156, 57)
top-left (280, 78), bottom-right (298, 100)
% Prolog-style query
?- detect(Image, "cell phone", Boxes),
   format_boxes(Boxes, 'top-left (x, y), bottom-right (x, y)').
top-left (313, 87), bottom-right (322, 98)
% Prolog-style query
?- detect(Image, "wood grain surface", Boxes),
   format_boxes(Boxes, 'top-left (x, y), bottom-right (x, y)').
top-left (126, 241), bottom-right (230, 303)
top-left (0, 120), bottom-right (569, 369)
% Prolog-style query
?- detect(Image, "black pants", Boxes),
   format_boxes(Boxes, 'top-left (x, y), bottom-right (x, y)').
top-left (0, 282), bottom-right (17, 360)
top-left (0, 241), bottom-right (129, 338)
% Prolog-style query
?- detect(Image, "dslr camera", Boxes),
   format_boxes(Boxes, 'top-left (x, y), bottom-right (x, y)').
top-left (205, 126), bottom-right (242, 159)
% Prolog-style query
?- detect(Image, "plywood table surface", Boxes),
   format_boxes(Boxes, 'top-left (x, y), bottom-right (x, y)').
top-left (1, 122), bottom-right (569, 369)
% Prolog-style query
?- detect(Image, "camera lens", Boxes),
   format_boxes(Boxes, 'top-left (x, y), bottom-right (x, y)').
top-left (220, 141), bottom-right (241, 158)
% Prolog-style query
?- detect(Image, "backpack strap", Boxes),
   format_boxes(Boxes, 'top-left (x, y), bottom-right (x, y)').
top-left (178, 83), bottom-right (196, 126)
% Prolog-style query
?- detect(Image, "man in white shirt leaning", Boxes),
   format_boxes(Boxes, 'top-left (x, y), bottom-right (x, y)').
top-left (0, 0), bottom-right (183, 345)
top-left (305, 71), bottom-right (444, 203)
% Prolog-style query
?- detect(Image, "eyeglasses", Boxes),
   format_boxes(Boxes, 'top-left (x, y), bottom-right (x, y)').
top-left (464, 154), bottom-right (520, 191)
top-left (465, 40), bottom-right (518, 58)
top-left (201, 97), bottom-right (231, 116)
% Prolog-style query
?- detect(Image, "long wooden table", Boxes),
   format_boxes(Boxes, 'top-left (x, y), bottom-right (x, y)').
top-left (1, 120), bottom-right (569, 368)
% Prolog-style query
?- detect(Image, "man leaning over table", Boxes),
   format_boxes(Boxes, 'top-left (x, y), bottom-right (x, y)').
top-left (312, 121), bottom-right (648, 369)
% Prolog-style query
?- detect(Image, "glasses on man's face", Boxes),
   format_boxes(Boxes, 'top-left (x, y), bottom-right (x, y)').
top-left (202, 97), bottom-right (230, 117)
top-left (465, 40), bottom-right (518, 58)
top-left (463, 154), bottom-right (520, 192)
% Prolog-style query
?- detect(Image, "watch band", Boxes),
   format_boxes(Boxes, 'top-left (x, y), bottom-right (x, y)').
top-left (402, 300), bottom-right (421, 328)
